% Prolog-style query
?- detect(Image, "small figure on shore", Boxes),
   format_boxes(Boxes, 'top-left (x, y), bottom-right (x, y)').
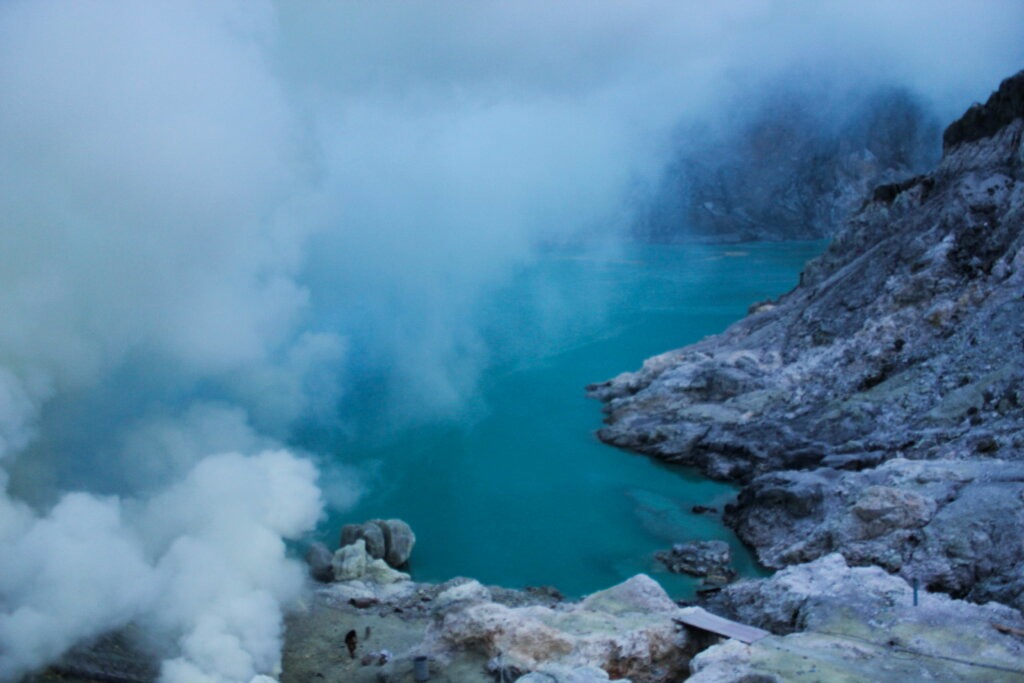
top-left (345, 629), bottom-right (358, 659)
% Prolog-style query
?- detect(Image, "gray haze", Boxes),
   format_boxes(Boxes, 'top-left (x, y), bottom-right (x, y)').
top-left (0, 1), bottom-right (1021, 680)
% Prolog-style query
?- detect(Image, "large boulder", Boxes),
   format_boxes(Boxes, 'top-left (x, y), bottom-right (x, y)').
top-left (379, 518), bottom-right (416, 567)
top-left (850, 484), bottom-right (935, 538)
top-left (339, 518), bottom-right (416, 568)
top-left (339, 521), bottom-right (387, 560)
top-left (579, 574), bottom-right (679, 616)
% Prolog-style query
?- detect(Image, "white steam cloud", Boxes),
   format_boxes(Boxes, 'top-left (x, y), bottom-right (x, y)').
top-left (0, 450), bottom-right (320, 682)
top-left (0, 0), bottom-right (1021, 681)
top-left (0, 2), bottom-right (329, 680)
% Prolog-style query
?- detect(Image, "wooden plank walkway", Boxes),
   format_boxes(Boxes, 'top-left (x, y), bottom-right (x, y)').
top-left (675, 607), bottom-right (771, 644)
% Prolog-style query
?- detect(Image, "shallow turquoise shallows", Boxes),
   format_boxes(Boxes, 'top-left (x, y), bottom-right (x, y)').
top-left (320, 241), bottom-right (825, 599)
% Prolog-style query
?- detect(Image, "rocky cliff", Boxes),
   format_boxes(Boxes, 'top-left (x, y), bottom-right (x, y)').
top-left (637, 85), bottom-right (940, 242)
top-left (591, 70), bottom-right (1024, 614)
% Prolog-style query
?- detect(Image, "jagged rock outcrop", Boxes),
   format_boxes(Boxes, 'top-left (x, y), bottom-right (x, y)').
top-left (590, 70), bottom-right (1024, 611)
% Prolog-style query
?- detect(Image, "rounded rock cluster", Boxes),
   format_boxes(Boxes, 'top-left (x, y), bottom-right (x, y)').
top-left (340, 518), bottom-right (416, 568)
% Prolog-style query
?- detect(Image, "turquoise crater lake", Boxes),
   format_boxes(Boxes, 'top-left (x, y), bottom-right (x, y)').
top-left (318, 241), bottom-right (825, 599)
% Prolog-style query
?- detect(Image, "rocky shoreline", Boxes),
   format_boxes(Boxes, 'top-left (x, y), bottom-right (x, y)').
top-left (583, 71), bottom-right (1024, 678)
top-left (279, 550), bottom-right (1024, 682)
top-left (283, 570), bottom-right (692, 683)
top-left (279, 507), bottom-right (1024, 682)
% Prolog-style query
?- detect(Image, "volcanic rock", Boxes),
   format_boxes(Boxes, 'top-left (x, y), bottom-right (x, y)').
top-left (340, 521), bottom-right (387, 559)
top-left (332, 539), bottom-right (410, 584)
top-left (590, 70), bottom-right (1024, 611)
top-left (690, 554), bottom-right (1024, 682)
top-left (340, 518), bottom-right (416, 568)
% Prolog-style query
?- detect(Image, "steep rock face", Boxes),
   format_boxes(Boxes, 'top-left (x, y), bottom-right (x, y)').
top-left (590, 71), bottom-right (1024, 609)
top-left (637, 85), bottom-right (940, 242)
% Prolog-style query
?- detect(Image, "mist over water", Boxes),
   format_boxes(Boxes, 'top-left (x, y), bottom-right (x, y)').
top-left (0, 1), bottom-right (1022, 680)
top-left (328, 241), bottom-right (825, 598)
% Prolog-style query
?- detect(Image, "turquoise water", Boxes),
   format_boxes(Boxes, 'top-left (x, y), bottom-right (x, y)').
top-left (318, 241), bottom-right (824, 599)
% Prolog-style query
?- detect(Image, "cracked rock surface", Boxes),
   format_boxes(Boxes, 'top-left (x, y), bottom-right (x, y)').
top-left (690, 554), bottom-right (1024, 682)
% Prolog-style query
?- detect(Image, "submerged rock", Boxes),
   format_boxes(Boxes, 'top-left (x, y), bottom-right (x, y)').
top-left (655, 540), bottom-right (735, 582)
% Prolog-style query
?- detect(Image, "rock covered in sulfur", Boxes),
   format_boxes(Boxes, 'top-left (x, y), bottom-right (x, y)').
top-left (332, 539), bottom-right (410, 584)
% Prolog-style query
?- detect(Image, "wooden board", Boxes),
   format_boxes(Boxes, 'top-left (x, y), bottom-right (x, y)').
top-left (675, 607), bottom-right (771, 644)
